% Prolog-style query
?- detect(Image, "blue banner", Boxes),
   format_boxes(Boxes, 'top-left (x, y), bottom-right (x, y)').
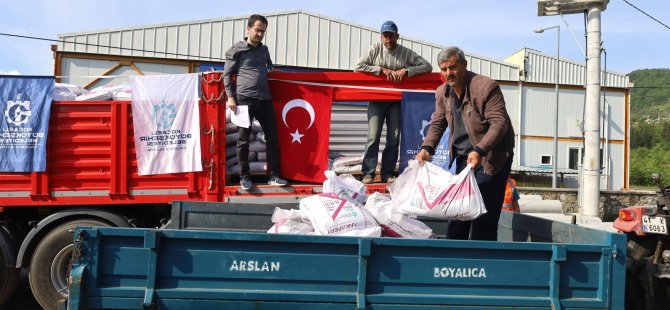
top-left (0, 76), bottom-right (54, 172)
top-left (399, 92), bottom-right (454, 174)
top-left (198, 63), bottom-right (225, 72)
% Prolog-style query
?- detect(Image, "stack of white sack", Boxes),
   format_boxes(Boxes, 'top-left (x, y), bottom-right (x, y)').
top-left (389, 160), bottom-right (487, 221)
top-left (267, 207), bottom-right (314, 235)
top-left (363, 192), bottom-right (434, 239)
top-left (320, 170), bottom-right (432, 239)
top-left (75, 84), bottom-right (130, 101)
top-left (53, 83), bottom-right (87, 101)
top-left (331, 155), bottom-right (381, 175)
top-left (266, 170), bottom-right (434, 238)
top-left (299, 193), bottom-right (381, 237)
top-left (112, 84), bottom-right (132, 100)
top-left (322, 170), bottom-right (367, 204)
top-left (224, 109), bottom-right (267, 175)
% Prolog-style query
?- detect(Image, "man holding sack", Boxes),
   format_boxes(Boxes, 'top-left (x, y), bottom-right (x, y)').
top-left (416, 46), bottom-right (515, 241)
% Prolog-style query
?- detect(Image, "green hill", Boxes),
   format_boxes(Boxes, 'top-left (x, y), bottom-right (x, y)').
top-left (629, 68), bottom-right (670, 124)
top-left (628, 68), bottom-right (670, 186)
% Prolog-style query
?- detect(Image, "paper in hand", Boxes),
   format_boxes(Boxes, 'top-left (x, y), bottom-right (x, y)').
top-left (231, 105), bottom-right (250, 128)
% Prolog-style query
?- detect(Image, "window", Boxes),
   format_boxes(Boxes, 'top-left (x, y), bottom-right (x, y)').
top-left (568, 148), bottom-right (580, 170)
top-left (568, 147), bottom-right (603, 170)
top-left (541, 155), bottom-right (552, 165)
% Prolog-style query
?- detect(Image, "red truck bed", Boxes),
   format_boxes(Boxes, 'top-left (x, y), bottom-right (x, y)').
top-left (0, 72), bottom-right (441, 208)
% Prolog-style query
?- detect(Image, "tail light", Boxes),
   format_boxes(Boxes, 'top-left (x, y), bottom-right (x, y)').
top-left (618, 209), bottom-right (635, 221)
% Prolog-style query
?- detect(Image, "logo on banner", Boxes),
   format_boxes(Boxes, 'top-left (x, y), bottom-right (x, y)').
top-left (4, 93), bottom-right (32, 126)
top-left (152, 102), bottom-right (176, 131)
top-left (419, 119), bottom-right (430, 144)
top-left (281, 99), bottom-right (315, 144)
top-left (139, 101), bottom-right (190, 150)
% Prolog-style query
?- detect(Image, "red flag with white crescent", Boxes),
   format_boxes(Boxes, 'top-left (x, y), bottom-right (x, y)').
top-left (271, 81), bottom-right (333, 182)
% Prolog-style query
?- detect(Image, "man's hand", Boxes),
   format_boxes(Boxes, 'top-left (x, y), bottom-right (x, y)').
top-left (381, 67), bottom-right (405, 83)
top-left (227, 97), bottom-right (237, 113)
top-left (415, 149), bottom-right (431, 165)
top-left (467, 151), bottom-right (482, 168)
top-left (392, 68), bottom-right (408, 81)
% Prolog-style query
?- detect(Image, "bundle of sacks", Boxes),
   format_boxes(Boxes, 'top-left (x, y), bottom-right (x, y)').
top-left (330, 155), bottom-right (383, 175)
top-left (267, 160), bottom-right (487, 239)
top-left (53, 83), bottom-right (132, 101)
top-left (267, 169), bottom-right (433, 239)
top-left (224, 109), bottom-right (267, 175)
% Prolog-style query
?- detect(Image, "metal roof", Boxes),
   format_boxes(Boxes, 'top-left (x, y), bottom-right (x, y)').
top-left (504, 48), bottom-right (629, 88)
top-left (57, 10), bottom-right (519, 81)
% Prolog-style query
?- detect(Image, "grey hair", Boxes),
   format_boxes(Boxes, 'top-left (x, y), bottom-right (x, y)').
top-left (437, 46), bottom-right (466, 64)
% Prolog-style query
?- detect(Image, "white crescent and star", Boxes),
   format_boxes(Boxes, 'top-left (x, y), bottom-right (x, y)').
top-left (281, 99), bottom-right (315, 143)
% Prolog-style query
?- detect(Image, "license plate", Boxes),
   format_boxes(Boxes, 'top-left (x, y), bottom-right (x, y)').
top-left (642, 215), bottom-right (668, 234)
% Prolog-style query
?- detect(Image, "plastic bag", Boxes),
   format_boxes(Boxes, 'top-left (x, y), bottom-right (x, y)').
top-left (299, 193), bottom-right (381, 237)
top-left (390, 160), bottom-right (486, 221)
top-left (364, 193), bottom-right (433, 238)
top-left (267, 207), bottom-right (314, 235)
top-left (322, 171), bottom-right (367, 204)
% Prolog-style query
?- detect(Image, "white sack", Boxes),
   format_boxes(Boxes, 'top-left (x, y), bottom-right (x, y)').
top-left (364, 193), bottom-right (433, 238)
top-left (299, 194), bottom-right (381, 237)
top-left (389, 160), bottom-right (487, 221)
top-left (267, 208), bottom-right (314, 235)
top-left (322, 171), bottom-right (366, 204)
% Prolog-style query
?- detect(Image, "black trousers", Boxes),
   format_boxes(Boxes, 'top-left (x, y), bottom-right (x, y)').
top-left (446, 155), bottom-right (513, 241)
top-left (236, 96), bottom-right (280, 177)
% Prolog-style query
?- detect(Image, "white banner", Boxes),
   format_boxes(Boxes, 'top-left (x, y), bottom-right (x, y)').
top-left (130, 74), bottom-right (202, 175)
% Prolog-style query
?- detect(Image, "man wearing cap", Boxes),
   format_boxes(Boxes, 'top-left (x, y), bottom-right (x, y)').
top-left (355, 20), bottom-right (433, 184)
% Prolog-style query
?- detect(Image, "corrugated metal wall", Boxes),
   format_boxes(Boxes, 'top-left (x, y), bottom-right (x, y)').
top-left (330, 103), bottom-right (385, 158)
top-left (521, 87), bottom-right (625, 140)
top-left (523, 49), bottom-right (628, 87)
top-left (57, 10), bottom-right (519, 81)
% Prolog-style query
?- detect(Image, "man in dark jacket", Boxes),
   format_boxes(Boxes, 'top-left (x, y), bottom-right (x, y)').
top-left (416, 46), bottom-right (515, 241)
top-left (223, 14), bottom-right (287, 190)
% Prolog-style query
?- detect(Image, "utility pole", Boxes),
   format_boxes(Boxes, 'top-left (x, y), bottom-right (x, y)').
top-left (537, 0), bottom-right (609, 221)
top-left (533, 25), bottom-right (561, 189)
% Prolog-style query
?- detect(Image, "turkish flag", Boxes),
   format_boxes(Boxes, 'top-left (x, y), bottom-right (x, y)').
top-left (271, 81), bottom-right (333, 182)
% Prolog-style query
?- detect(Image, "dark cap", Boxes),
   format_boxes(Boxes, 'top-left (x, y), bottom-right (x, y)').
top-left (380, 21), bottom-right (398, 33)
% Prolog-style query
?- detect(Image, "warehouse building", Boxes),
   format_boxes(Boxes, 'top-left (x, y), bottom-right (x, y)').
top-left (54, 10), bottom-right (630, 190)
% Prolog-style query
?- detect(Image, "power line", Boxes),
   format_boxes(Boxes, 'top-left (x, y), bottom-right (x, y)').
top-left (621, 0), bottom-right (670, 30)
top-left (0, 32), bottom-right (228, 62)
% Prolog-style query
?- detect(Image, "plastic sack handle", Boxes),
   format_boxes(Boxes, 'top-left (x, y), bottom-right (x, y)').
top-left (418, 161), bottom-right (431, 186)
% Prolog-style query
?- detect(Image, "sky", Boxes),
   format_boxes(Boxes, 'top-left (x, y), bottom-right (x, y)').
top-left (1, 0), bottom-right (668, 76)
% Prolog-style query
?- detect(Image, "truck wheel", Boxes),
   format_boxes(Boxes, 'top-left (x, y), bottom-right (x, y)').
top-left (28, 219), bottom-right (110, 310)
top-left (0, 249), bottom-right (20, 306)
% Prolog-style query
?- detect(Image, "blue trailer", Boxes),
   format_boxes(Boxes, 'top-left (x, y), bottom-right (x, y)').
top-left (64, 201), bottom-right (626, 309)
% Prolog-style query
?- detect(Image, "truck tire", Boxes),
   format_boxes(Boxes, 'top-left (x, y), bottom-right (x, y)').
top-left (28, 219), bottom-right (111, 310)
top-left (0, 249), bottom-right (20, 306)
